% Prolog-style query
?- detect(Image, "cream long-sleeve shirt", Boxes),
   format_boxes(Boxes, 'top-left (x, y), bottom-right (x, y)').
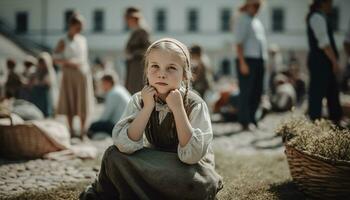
top-left (112, 92), bottom-right (213, 164)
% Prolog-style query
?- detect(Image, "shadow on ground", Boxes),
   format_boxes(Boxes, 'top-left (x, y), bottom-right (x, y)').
top-left (269, 181), bottom-right (306, 200)
top-left (250, 135), bottom-right (283, 150)
top-left (213, 129), bottom-right (243, 138)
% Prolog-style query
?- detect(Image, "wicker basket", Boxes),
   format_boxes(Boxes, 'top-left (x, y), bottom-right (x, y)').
top-left (285, 144), bottom-right (350, 199)
top-left (0, 115), bottom-right (62, 159)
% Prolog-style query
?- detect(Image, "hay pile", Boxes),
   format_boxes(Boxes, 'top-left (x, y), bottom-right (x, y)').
top-left (276, 117), bottom-right (350, 161)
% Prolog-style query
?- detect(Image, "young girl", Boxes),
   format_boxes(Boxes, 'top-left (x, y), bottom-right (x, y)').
top-left (80, 38), bottom-right (223, 200)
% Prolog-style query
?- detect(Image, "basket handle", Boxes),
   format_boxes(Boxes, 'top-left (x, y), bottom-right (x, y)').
top-left (0, 113), bottom-right (13, 126)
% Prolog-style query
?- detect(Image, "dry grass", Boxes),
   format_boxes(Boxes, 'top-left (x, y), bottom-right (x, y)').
top-left (214, 151), bottom-right (305, 200)
top-left (3, 151), bottom-right (305, 200)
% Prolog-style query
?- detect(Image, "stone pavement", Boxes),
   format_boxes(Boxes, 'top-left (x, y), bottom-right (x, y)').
top-left (212, 112), bottom-right (291, 155)
top-left (0, 138), bottom-right (113, 199)
top-left (0, 110), bottom-right (295, 199)
top-left (0, 159), bottom-right (98, 198)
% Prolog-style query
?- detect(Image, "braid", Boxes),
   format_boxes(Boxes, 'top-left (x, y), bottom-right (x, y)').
top-left (183, 79), bottom-right (189, 112)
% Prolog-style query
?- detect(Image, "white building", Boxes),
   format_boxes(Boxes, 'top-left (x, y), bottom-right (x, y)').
top-left (0, 0), bottom-right (350, 77)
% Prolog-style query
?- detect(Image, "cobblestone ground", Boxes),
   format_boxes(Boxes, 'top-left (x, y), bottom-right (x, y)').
top-left (0, 159), bottom-right (98, 198)
top-left (0, 109), bottom-right (297, 199)
top-left (0, 138), bottom-right (113, 199)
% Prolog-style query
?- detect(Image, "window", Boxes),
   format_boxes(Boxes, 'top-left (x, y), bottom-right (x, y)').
top-left (330, 7), bottom-right (339, 31)
top-left (221, 59), bottom-right (231, 75)
top-left (93, 9), bottom-right (104, 32)
top-left (155, 9), bottom-right (167, 32)
top-left (15, 12), bottom-right (28, 33)
top-left (221, 9), bottom-right (231, 32)
top-left (271, 8), bottom-right (284, 32)
top-left (64, 10), bottom-right (74, 31)
top-left (187, 9), bottom-right (199, 32)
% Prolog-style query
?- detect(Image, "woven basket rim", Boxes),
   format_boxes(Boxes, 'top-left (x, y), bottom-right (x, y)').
top-left (285, 143), bottom-right (350, 166)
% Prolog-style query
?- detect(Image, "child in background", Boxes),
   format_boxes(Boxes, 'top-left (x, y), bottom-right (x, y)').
top-left (80, 38), bottom-right (223, 200)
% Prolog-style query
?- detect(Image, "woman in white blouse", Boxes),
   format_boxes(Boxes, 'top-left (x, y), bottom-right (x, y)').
top-left (54, 13), bottom-right (94, 139)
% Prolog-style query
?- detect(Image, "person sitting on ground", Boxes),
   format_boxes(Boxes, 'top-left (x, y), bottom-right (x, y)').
top-left (88, 74), bottom-right (131, 137)
top-left (80, 38), bottom-right (222, 199)
top-left (22, 55), bottom-right (37, 85)
top-left (5, 59), bottom-right (22, 98)
top-left (18, 55), bottom-right (37, 101)
top-left (270, 74), bottom-right (296, 112)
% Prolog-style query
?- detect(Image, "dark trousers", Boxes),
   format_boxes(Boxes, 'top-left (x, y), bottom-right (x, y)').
top-left (307, 54), bottom-right (342, 123)
top-left (88, 121), bottom-right (115, 137)
top-left (236, 58), bottom-right (265, 126)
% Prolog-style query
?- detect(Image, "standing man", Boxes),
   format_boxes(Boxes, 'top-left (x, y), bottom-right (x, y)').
top-left (306, 0), bottom-right (342, 124)
top-left (124, 7), bottom-right (151, 95)
top-left (234, 0), bottom-right (267, 130)
top-left (342, 19), bottom-right (350, 92)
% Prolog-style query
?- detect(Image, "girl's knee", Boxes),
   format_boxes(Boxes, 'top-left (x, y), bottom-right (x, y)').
top-left (102, 145), bottom-right (119, 161)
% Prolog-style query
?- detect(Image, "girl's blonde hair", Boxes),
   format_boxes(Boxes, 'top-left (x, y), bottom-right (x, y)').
top-left (143, 38), bottom-right (192, 106)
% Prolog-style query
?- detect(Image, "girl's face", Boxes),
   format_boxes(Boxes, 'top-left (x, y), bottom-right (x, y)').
top-left (146, 49), bottom-right (185, 96)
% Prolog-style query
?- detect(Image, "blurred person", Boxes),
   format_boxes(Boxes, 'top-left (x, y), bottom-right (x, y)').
top-left (190, 44), bottom-right (213, 98)
top-left (88, 74), bottom-right (131, 138)
top-left (306, 0), bottom-right (342, 123)
top-left (53, 12), bottom-right (94, 139)
top-left (234, 0), bottom-right (267, 130)
top-left (18, 55), bottom-right (37, 101)
top-left (0, 61), bottom-right (5, 98)
top-left (22, 55), bottom-right (37, 84)
top-left (91, 57), bottom-right (117, 101)
top-left (286, 62), bottom-right (307, 106)
top-left (270, 74), bottom-right (296, 112)
top-left (214, 88), bottom-right (240, 122)
top-left (30, 52), bottom-right (57, 117)
top-left (5, 58), bottom-right (22, 98)
top-left (341, 19), bottom-right (350, 92)
top-left (124, 6), bottom-right (151, 94)
top-left (266, 44), bottom-right (285, 95)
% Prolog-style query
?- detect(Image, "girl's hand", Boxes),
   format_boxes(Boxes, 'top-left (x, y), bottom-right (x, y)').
top-left (141, 85), bottom-right (157, 110)
top-left (166, 89), bottom-right (183, 111)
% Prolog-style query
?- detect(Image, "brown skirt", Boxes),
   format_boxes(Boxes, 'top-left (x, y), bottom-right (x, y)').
top-left (83, 145), bottom-right (223, 200)
top-left (56, 67), bottom-right (94, 119)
